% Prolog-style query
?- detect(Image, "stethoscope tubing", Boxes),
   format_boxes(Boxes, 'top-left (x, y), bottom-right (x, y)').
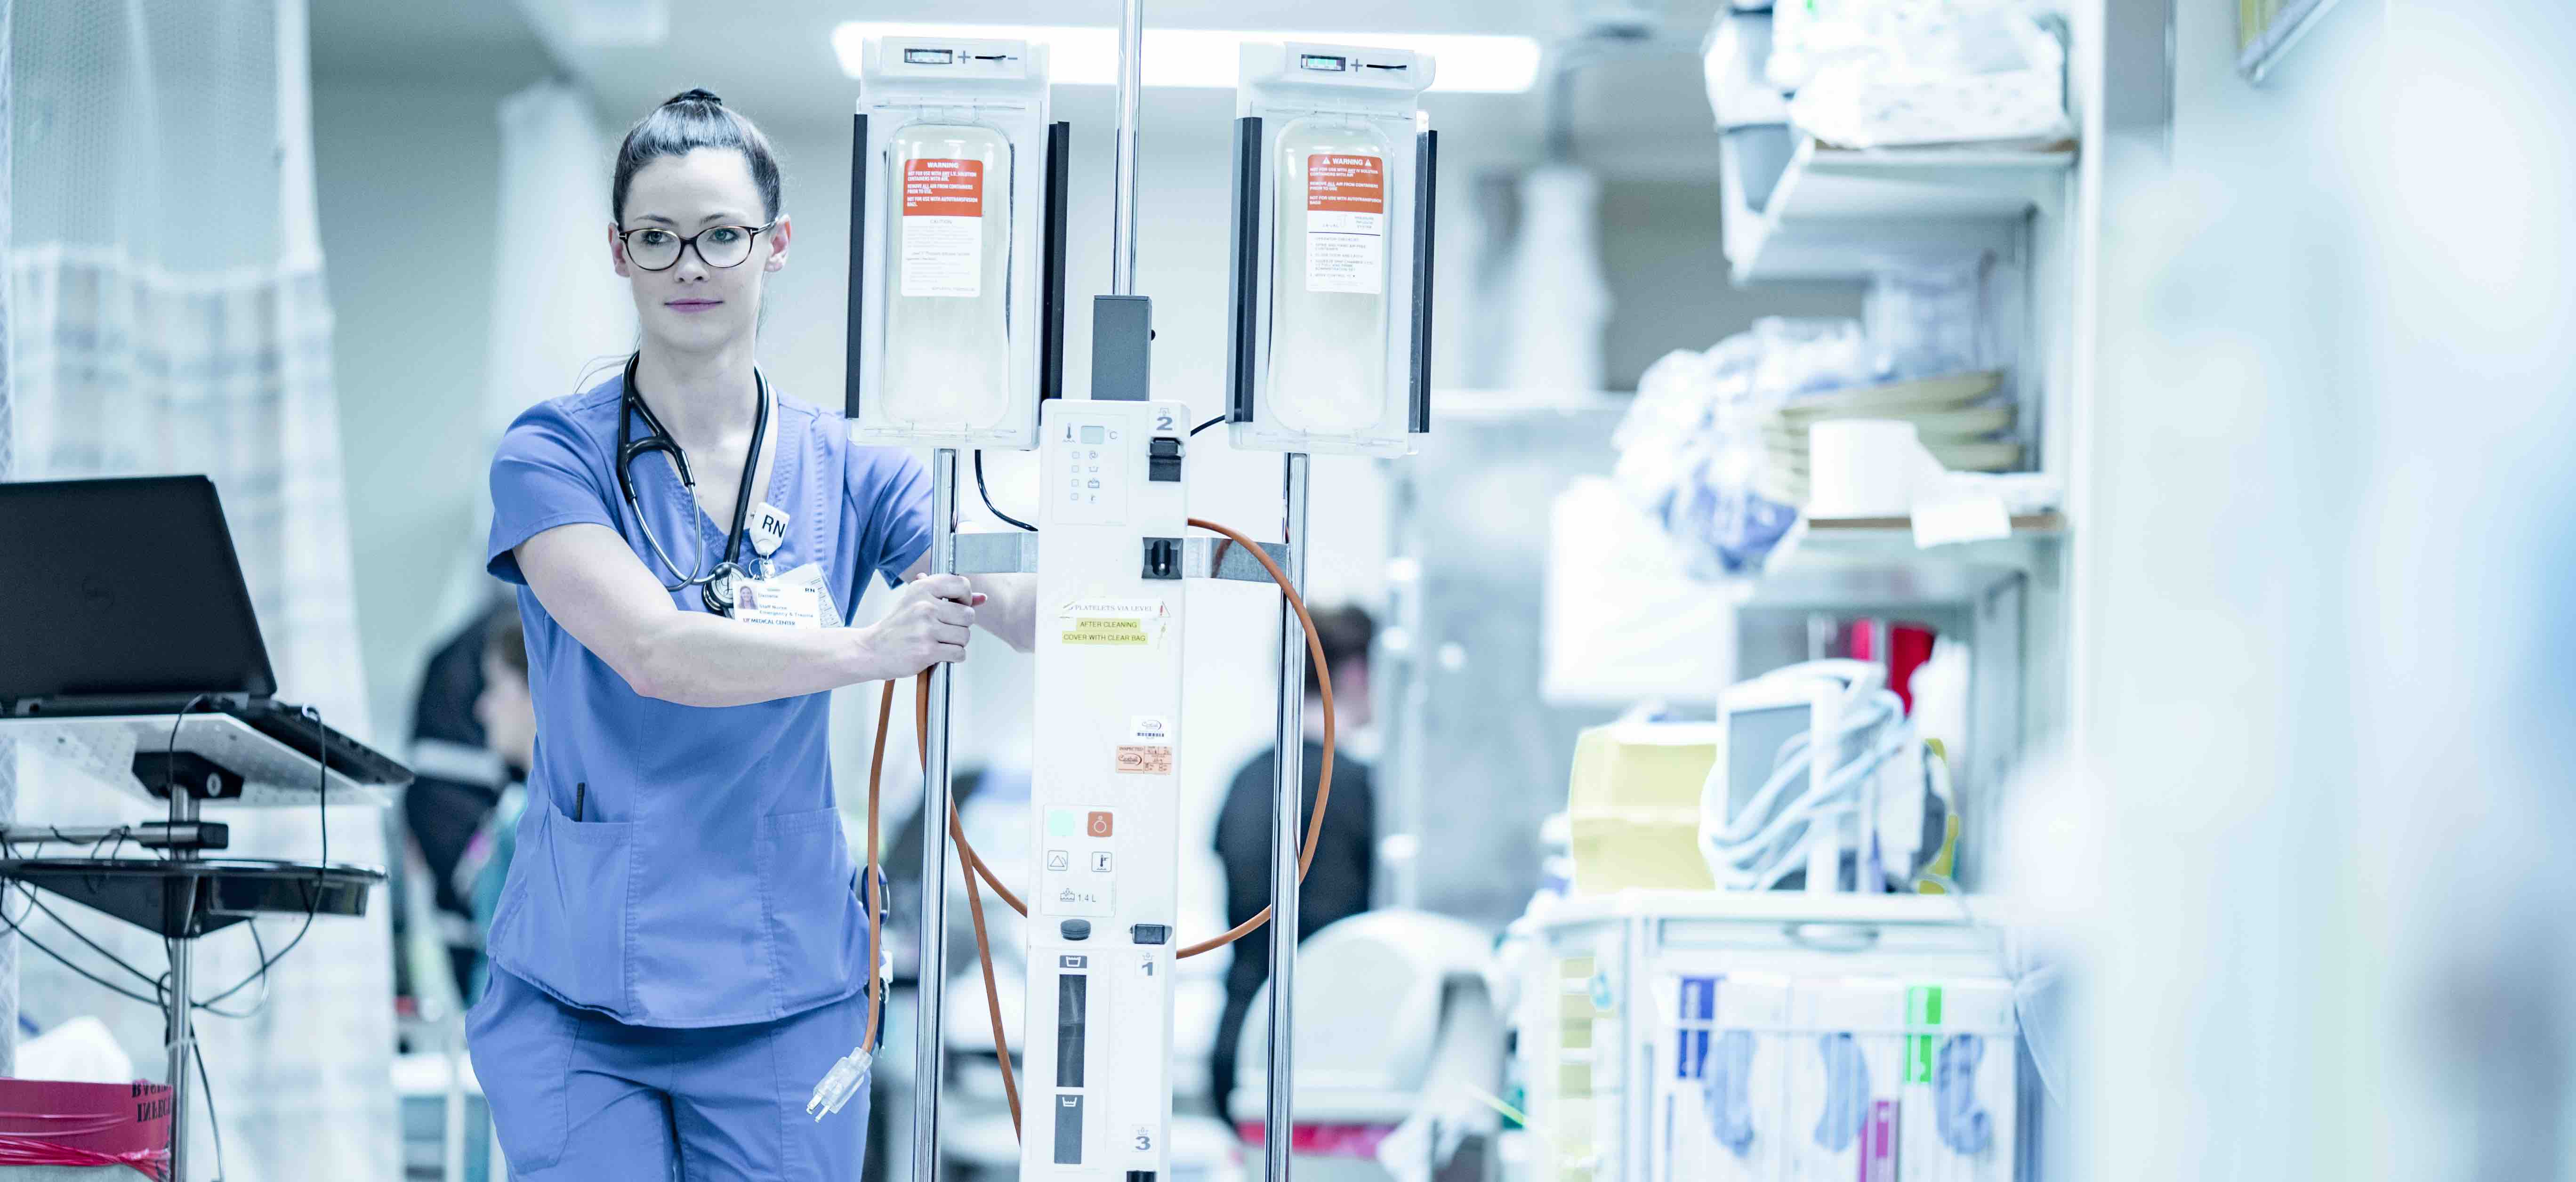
top-left (612, 353), bottom-right (772, 613)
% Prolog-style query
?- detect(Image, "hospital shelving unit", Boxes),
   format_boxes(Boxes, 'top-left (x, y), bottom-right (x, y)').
top-left (1646, 46), bottom-right (2088, 1182)
top-left (1710, 24), bottom-right (2091, 889)
top-left (1720, 138), bottom-right (2077, 286)
top-left (1518, 890), bottom-right (2024, 1182)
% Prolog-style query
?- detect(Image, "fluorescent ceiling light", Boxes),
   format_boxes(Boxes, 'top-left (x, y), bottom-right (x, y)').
top-left (830, 23), bottom-right (1542, 94)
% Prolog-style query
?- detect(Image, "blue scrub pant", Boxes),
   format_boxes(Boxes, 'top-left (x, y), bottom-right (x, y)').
top-left (468, 967), bottom-right (870, 1181)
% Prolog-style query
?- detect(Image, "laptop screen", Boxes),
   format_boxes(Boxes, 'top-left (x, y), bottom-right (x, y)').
top-left (0, 475), bottom-right (278, 706)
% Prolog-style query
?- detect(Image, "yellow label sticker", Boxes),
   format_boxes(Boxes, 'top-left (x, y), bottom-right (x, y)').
top-left (1055, 598), bottom-right (1169, 647)
top-left (1063, 618), bottom-right (1151, 645)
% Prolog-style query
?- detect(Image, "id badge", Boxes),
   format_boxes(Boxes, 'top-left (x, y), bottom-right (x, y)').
top-left (731, 563), bottom-right (843, 629)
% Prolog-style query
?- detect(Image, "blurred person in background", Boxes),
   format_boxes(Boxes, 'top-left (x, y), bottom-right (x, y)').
top-left (455, 605), bottom-right (534, 1003)
top-left (1208, 604), bottom-right (1378, 1128)
top-left (400, 603), bottom-right (508, 1000)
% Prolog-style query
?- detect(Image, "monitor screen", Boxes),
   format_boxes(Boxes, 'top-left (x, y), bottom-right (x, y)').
top-left (1726, 703), bottom-right (1814, 821)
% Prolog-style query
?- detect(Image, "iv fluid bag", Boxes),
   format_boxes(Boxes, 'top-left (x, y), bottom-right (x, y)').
top-left (1266, 117), bottom-right (1390, 435)
top-left (885, 123), bottom-right (1011, 430)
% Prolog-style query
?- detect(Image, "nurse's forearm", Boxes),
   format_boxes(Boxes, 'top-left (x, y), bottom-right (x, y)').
top-left (626, 613), bottom-right (899, 708)
top-left (518, 525), bottom-right (924, 708)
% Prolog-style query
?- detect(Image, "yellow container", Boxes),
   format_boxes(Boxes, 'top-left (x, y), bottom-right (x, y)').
top-left (1566, 722), bottom-right (1719, 893)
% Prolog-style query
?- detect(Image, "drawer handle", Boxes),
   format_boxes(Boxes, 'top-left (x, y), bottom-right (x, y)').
top-left (1784, 922), bottom-right (1881, 953)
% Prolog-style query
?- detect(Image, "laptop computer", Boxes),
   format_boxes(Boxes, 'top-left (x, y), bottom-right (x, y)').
top-left (0, 475), bottom-right (409, 787)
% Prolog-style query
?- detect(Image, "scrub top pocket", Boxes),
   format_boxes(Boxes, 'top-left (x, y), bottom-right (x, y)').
top-left (490, 795), bottom-right (636, 1015)
top-left (758, 806), bottom-right (862, 1015)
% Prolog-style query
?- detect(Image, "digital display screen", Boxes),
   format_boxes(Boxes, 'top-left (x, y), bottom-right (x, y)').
top-left (1301, 54), bottom-right (1348, 72)
top-left (904, 48), bottom-right (956, 65)
top-left (1727, 704), bottom-right (1814, 820)
top-left (1080, 425), bottom-right (1105, 443)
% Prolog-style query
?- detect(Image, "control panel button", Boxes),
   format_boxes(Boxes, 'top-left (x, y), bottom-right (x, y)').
top-left (1087, 811), bottom-right (1114, 837)
top-left (1047, 850), bottom-right (1071, 871)
top-left (1091, 852), bottom-right (1113, 872)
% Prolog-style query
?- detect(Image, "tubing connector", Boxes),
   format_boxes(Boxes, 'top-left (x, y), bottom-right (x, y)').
top-left (807, 1046), bottom-right (873, 1121)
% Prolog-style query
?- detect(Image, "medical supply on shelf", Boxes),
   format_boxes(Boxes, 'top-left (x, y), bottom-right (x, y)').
top-left (1703, 9), bottom-right (1790, 127)
top-left (1806, 420), bottom-right (1936, 519)
top-left (1865, 257), bottom-right (1991, 379)
top-left (1765, 0), bottom-right (1880, 92)
top-left (1658, 973), bottom-right (1790, 1182)
top-left (1702, 660), bottom-right (1946, 893)
top-left (1615, 319), bottom-right (1870, 579)
top-left (1783, 5), bottom-right (2073, 149)
top-left (1567, 721), bottom-right (1724, 894)
top-left (1784, 977), bottom-right (2018, 1182)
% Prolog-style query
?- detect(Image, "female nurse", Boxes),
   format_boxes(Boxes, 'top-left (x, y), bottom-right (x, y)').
top-left (466, 88), bottom-right (1035, 1181)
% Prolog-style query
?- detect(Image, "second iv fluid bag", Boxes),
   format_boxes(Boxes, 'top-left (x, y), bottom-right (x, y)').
top-left (1267, 115), bottom-right (1391, 435)
top-left (885, 123), bottom-right (1011, 430)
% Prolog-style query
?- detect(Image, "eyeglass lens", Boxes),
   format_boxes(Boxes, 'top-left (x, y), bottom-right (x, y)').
top-left (626, 225), bottom-right (758, 271)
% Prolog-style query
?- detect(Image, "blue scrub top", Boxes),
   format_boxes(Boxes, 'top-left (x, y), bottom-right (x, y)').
top-left (483, 371), bottom-right (929, 1028)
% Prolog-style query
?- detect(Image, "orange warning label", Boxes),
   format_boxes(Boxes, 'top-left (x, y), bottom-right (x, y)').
top-left (1306, 155), bottom-right (1385, 213)
top-left (1115, 746), bottom-right (1174, 775)
top-left (903, 159), bottom-right (983, 217)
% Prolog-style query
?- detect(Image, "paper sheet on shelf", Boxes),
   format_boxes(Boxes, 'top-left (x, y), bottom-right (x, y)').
top-left (1911, 490), bottom-right (2015, 547)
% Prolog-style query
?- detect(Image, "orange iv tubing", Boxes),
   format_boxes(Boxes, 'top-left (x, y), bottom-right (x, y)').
top-left (842, 516), bottom-right (1337, 1139)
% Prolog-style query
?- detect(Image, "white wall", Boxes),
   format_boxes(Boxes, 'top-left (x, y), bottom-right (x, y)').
top-left (315, 72), bottom-right (539, 744)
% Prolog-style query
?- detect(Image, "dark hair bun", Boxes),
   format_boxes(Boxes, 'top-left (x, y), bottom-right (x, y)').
top-left (663, 88), bottom-right (723, 107)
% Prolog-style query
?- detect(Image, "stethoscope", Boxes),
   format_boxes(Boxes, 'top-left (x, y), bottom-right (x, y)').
top-left (614, 353), bottom-right (772, 616)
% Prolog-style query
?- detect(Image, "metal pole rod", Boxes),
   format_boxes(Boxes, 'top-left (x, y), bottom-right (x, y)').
top-left (165, 789), bottom-right (197, 1182)
top-left (908, 448), bottom-right (962, 1182)
top-left (1263, 452), bottom-right (1311, 1182)
top-left (1110, 0), bottom-right (1144, 295)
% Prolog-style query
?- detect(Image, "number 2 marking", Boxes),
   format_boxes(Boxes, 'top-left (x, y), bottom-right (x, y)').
top-left (1155, 410), bottom-right (1175, 431)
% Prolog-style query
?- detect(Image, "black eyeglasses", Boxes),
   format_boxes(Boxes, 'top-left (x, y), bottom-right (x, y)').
top-left (616, 222), bottom-right (775, 271)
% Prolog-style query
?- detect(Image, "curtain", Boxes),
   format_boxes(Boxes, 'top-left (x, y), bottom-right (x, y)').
top-left (422, 79), bottom-right (635, 639)
top-left (1497, 165), bottom-right (1611, 391)
top-left (8, 1), bottom-right (392, 1178)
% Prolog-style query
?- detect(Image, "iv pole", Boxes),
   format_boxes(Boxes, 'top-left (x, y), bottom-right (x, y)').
top-left (907, 8), bottom-right (1309, 1181)
top-left (1099, 6), bottom-right (1312, 1179)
